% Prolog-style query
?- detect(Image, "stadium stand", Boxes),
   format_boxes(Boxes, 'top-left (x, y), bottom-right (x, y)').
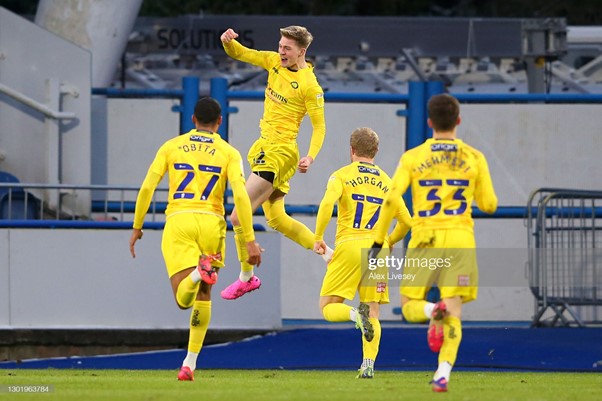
top-left (0, 171), bottom-right (39, 220)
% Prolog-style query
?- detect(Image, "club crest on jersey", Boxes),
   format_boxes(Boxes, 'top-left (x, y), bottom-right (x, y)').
top-left (358, 165), bottom-right (380, 176)
top-left (291, 81), bottom-right (299, 89)
top-left (431, 143), bottom-right (457, 152)
top-left (190, 135), bottom-right (214, 143)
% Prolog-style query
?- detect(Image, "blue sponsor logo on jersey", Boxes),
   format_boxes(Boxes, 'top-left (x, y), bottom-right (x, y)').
top-left (431, 143), bottom-right (457, 152)
top-left (358, 165), bottom-right (380, 176)
top-left (190, 135), bottom-right (214, 143)
top-left (419, 179), bottom-right (442, 187)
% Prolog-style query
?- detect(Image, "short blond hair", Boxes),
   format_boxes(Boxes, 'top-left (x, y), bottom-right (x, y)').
top-left (280, 25), bottom-right (313, 49)
top-left (350, 127), bottom-right (379, 158)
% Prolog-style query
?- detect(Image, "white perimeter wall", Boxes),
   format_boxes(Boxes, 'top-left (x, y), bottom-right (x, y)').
top-left (4, 99), bottom-right (602, 326)
top-left (0, 229), bottom-right (281, 330)
top-left (226, 101), bottom-right (602, 321)
top-left (0, 8), bottom-right (91, 186)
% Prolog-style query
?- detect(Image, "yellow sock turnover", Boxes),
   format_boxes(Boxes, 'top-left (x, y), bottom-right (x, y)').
top-left (176, 276), bottom-right (200, 309)
top-left (322, 303), bottom-right (353, 322)
top-left (263, 198), bottom-right (315, 249)
top-left (402, 299), bottom-right (430, 323)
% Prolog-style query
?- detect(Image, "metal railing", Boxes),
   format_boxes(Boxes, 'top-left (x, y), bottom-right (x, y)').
top-left (0, 183), bottom-right (272, 231)
top-left (0, 183), bottom-right (167, 229)
top-left (527, 188), bottom-right (602, 327)
top-left (1, 182), bottom-right (531, 227)
top-left (0, 82), bottom-right (76, 120)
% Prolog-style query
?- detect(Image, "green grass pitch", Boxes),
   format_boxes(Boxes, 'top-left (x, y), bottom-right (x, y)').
top-left (1, 369), bottom-right (600, 401)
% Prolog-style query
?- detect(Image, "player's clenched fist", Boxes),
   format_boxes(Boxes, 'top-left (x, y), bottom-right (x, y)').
top-left (221, 29), bottom-right (238, 43)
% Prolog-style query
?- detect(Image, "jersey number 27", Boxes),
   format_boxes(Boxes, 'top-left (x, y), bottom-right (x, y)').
top-left (174, 163), bottom-right (222, 200)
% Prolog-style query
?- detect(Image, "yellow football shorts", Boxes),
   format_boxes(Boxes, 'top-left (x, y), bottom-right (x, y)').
top-left (161, 212), bottom-right (226, 278)
top-left (320, 237), bottom-right (390, 304)
top-left (400, 228), bottom-right (478, 303)
top-left (247, 136), bottom-right (299, 194)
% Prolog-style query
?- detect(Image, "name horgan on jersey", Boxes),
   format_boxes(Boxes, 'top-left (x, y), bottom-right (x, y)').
top-left (368, 255), bottom-right (453, 271)
top-left (345, 167), bottom-right (389, 192)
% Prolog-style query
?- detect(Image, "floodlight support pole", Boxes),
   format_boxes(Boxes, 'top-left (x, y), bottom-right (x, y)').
top-left (181, 76), bottom-right (199, 134)
top-left (210, 77), bottom-right (230, 141)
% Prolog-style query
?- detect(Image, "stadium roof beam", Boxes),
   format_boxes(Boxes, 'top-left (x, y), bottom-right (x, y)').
top-left (119, 16), bottom-right (578, 93)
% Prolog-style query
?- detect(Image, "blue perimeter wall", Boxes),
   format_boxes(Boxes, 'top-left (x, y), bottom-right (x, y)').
top-left (1, 326), bottom-right (601, 373)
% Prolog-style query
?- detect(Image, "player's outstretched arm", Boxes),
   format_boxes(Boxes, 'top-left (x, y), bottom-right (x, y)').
top-left (303, 92), bottom-right (326, 172)
top-left (220, 28), bottom-right (238, 44)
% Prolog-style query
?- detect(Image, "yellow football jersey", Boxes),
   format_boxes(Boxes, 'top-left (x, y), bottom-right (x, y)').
top-left (392, 138), bottom-right (497, 232)
top-left (316, 161), bottom-right (410, 244)
top-left (223, 40), bottom-right (326, 158)
top-left (136, 129), bottom-right (245, 222)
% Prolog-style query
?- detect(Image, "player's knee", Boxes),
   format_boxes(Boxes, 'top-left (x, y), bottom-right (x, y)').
top-left (368, 304), bottom-right (380, 319)
top-left (175, 299), bottom-right (191, 310)
top-left (442, 296), bottom-right (463, 319)
top-left (264, 206), bottom-right (286, 231)
top-left (320, 303), bottom-right (331, 320)
top-left (320, 305), bottom-right (327, 319)
top-left (266, 216), bottom-right (282, 231)
top-left (401, 303), bottom-right (414, 322)
top-left (263, 199), bottom-right (285, 226)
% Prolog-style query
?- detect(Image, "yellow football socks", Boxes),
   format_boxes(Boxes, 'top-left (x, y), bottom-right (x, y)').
top-left (175, 276), bottom-right (199, 309)
top-left (439, 315), bottom-right (462, 366)
top-left (322, 303), bottom-right (353, 322)
top-left (402, 299), bottom-right (430, 323)
top-left (263, 198), bottom-right (314, 249)
top-left (233, 225), bottom-right (254, 278)
top-left (362, 318), bottom-right (381, 360)
top-left (187, 300), bottom-right (211, 354)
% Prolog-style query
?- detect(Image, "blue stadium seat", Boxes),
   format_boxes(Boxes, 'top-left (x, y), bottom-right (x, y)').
top-left (0, 171), bottom-right (19, 183)
top-left (0, 170), bottom-right (20, 201)
top-left (0, 171), bottom-right (40, 219)
top-left (0, 192), bottom-right (40, 219)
